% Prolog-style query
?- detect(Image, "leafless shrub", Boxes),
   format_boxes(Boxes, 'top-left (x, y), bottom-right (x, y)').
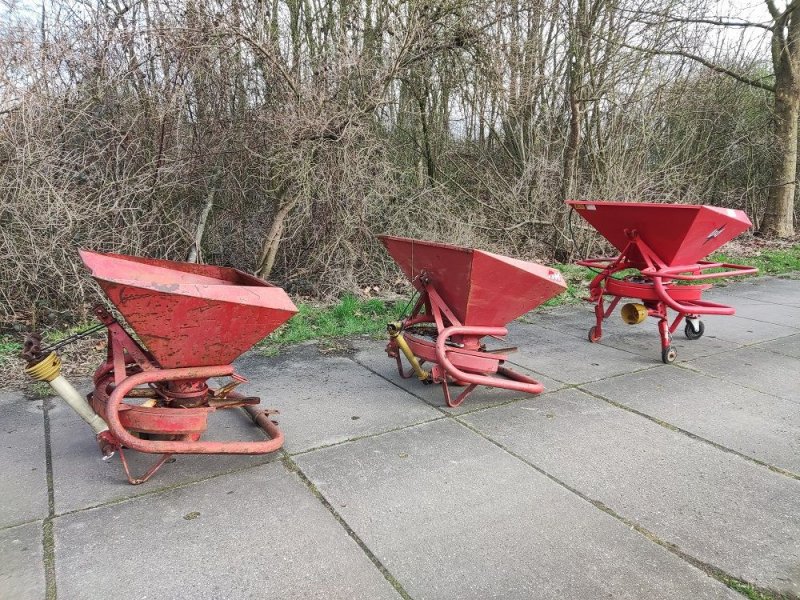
top-left (0, 0), bottom-right (778, 332)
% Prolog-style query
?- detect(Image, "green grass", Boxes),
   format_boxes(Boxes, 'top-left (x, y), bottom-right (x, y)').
top-left (0, 334), bottom-right (22, 358)
top-left (542, 263), bottom-right (596, 307)
top-left (718, 575), bottom-right (782, 600)
top-left (259, 294), bottom-right (399, 354)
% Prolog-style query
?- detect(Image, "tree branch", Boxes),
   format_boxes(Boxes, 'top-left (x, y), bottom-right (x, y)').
top-left (620, 42), bottom-right (776, 92)
top-left (620, 9), bottom-right (773, 31)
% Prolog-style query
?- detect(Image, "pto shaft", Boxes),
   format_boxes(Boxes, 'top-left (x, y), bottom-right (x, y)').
top-left (25, 352), bottom-right (110, 436)
top-left (387, 322), bottom-right (431, 382)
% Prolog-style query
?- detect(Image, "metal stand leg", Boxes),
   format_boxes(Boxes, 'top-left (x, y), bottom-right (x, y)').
top-left (118, 448), bottom-right (173, 485)
top-left (657, 311), bottom-right (677, 364)
top-left (588, 295), bottom-right (604, 342)
top-left (441, 380), bottom-right (478, 408)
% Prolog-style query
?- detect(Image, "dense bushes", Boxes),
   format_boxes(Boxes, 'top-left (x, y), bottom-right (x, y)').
top-left (0, 1), bottom-right (783, 328)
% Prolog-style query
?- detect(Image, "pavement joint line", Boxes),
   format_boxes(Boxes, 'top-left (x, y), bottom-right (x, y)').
top-left (288, 415), bottom-right (448, 457)
top-left (753, 339), bottom-right (800, 360)
top-left (450, 416), bottom-right (789, 600)
top-left (739, 294), bottom-right (800, 309)
top-left (50, 456), bottom-right (276, 519)
top-left (42, 398), bottom-right (57, 600)
top-left (723, 314), bottom-right (800, 331)
top-left (0, 516), bottom-right (44, 533)
top-left (720, 333), bottom-right (800, 349)
top-left (576, 386), bottom-right (800, 482)
top-left (526, 299), bottom-right (800, 359)
top-left (672, 359), bottom-right (800, 407)
top-left (526, 309), bottom-right (799, 383)
top-left (281, 454), bottom-right (415, 600)
top-left (444, 387), bottom-right (562, 415)
top-left (348, 355), bottom-right (449, 414)
top-left (505, 357), bottom-right (664, 387)
top-left (517, 315), bottom-right (737, 363)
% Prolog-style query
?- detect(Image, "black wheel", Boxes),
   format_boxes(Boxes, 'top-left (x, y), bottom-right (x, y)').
top-left (588, 326), bottom-right (601, 343)
top-left (684, 320), bottom-right (705, 340)
top-left (661, 346), bottom-right (677, 364)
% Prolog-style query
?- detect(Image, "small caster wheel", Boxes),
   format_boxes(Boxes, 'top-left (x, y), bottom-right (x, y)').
top-left (684, 320), bottom-right (704, 340)
top-left (588, 326), bottom-right (601, 343)
top-left (661, 346), bottom-right (677, 364)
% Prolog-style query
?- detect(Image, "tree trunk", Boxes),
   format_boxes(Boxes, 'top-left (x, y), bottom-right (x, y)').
top-left (554, 3), bottom-right (587, 262)
top-left (255, 196), bottom-right (300, 280)
top-left (761, 89), bottom-right (798, 237)
top-left (553, 81), bottom-right (581, 262)
top-left (187, 168), bottom-right (222, 263)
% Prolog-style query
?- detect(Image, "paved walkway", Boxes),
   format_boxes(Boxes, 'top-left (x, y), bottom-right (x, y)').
top-left (1, 276), bottom-right (798, 600)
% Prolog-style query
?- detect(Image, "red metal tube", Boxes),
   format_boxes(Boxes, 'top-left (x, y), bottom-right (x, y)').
top-left (651, 277), bottom-right (735, 316)
top-left (435, 325), bottom-right (544, 395)
top-left (105, 366), bottom-right (284, 455)
top-left (641, 262), bottom-right (758, 280)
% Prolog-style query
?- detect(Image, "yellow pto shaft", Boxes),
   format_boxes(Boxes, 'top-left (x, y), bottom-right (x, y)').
top-left (387, 322), bottom-right (431, 382)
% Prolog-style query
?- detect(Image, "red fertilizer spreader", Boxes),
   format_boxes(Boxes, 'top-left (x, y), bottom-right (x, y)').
top-left (25, 251), bottom-right (297, 484)
top-left (567, 200), bottom-right (757, 363)
top-left (380, 235), bottom-right (566, 407)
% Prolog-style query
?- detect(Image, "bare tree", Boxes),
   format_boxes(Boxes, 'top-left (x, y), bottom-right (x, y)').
top-left (0, 0), bottom-right (780, 326)
top-left (624, 1), bottom-right (796, 237)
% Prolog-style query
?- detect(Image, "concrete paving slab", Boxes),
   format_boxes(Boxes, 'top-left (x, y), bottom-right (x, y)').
top-left (564, 290), bottom-right (797, 348)
top-left (49, 401), bottom-right (274, 514)
top-left (350, 339), bottom-right (565, 414)
top-left (462, 388), bottom-right (800, 595)
top-left (697, 313), bottom-right (797, 345)
top-left (709, 296), bottom-right (800, 328)
top-left (703, 278), bottom-right (775, 298)
top-left (757, 333), bottom-right (800, 359)
top-left (726, 277), bottom-right (800, 307)
top-left (507, 322), bottom-right (656, 384)
top-left (522, 304), bottom-right (591, 339)
top-left (0, 522), bottom-right (46, 600)
top-left (600, 325), bottom-right (734, 362)
top-left (54, 462), bottom-right (401, 600)
top-left (582, 367), bottom-right (800, 474)
top-left (0, 391), bottom-right (48, 528)
top-left (237, 346), bottom-right (441, 452)
top-left (687, 346), bottom-right (800, 404)
top-left (296, 419), bottom-right (738, 600)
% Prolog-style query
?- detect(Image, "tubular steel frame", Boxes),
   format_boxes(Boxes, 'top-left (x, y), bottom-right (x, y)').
top-left (387, 274), bottom-right (543, 408)
top-left (579, 230), bottom-right (757, 362)
top-left (89, 306), bottom-right (284, 484)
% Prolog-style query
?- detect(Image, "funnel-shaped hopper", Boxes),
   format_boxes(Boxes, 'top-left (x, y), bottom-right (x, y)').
top-left (379, 236), bottom-right (566, 327)
top-left (80, 250), bottom-right (298, 368)
top-left (567, 200), bottom-right (752, 267)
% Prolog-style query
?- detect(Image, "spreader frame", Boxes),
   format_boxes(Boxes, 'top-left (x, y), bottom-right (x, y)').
top-left (387, 274), bottom-right (544, 407)
top-left (88, 305), bottom-right (284, 484)
top-left (578, 230), bottom-right (757, 363)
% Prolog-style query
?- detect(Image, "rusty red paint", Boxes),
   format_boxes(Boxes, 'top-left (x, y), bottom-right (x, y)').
top-left (79, 250), bottom-right (297, 369)
top-left (79, 250), bottom-right (294, 484)
top-left (380, 235), bottom-right (566, 407)
top-left (102, 365), bottom-right (285, 455)
top-left (567, 200), bottom-right (758, 362)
